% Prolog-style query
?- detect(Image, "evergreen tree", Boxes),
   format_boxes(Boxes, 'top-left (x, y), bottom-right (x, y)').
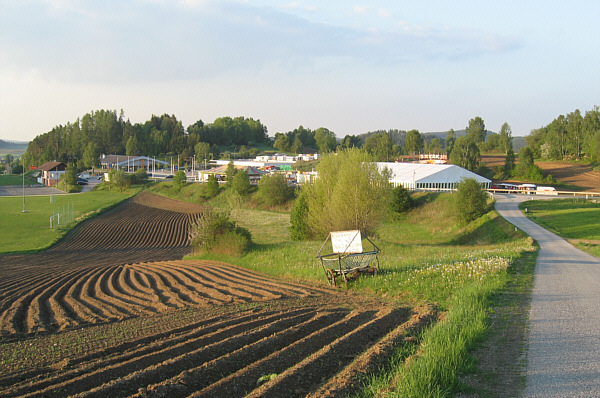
top-left (289, 190), bottom-right (310, 241)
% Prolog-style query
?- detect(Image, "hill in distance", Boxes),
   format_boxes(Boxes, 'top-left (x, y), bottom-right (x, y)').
top-left (0, 139), bottom-right (29, 156)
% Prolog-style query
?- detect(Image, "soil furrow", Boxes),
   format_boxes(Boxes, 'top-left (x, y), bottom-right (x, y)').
top-left (1, 308), bottom-right (273, 394)
top-left (76, 309), bottom-right (319, 398)
top-left (132, 263), bottom-right (208, 306)
top-left (191, 265), bottom-right (287, 301)
top-left (157, 262), bottom-right (248, 303)
top-left (210, 263), bottom-right (326, 297)
top-left (307, 305), bottom-right (436, 398)
top-left (18, 308), bottom-right (314, 398)
top-left (247, 307), bottom-right (404, 398)
top-left (143, 263), bottom-right (228, 305)
top-left (164, 308), bottom-right (375, 398)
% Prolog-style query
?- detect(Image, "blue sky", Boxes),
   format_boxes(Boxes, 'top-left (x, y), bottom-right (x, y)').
top-left (1, 0), bottom-right (598, 142)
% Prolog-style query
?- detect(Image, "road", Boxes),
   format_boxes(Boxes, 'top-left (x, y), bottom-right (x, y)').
top-left (0, 178), bottom-right (101, 197)
top-left (494, 194), bottom-right (600, 397)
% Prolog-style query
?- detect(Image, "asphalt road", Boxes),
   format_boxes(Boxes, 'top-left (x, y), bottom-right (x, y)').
top-left (494, 194), bottom-right (600, 397)
top-left (0, 185), bottom-right (65, 196)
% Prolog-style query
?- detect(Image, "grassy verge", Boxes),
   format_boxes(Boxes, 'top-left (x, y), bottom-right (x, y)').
top-left (522, 198), bottom-right (600, 258)
top-left (0, 187), bottom-right (139, 254)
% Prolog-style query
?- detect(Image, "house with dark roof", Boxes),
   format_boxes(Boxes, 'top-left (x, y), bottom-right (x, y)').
top-left (37, 161), bottom-right (67, 186)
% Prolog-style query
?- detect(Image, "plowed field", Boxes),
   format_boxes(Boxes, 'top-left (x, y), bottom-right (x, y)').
top-left (481, 155), bottom-right (600, 192)
top-left (0, 193), bottom-right (432, 397)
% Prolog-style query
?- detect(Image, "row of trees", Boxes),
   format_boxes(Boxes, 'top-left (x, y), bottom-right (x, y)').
top-left (24, 110), bottom-right (269, 168)
top-left (524, 106), bottom-right (600, 162)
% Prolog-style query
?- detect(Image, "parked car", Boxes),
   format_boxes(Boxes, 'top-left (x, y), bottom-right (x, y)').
top-left (76, 178), bottom-right (88, 185)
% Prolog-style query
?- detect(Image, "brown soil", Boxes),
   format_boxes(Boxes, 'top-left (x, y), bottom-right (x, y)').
top-left (481, 155), bottom-right (600, 192)
top-left (0, 193), bottom-right (433, 397)
top-left (535, 161), bottom-right (600, 192)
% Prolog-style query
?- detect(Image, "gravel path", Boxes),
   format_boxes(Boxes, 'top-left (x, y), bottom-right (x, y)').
top-left (494, 194), bottom-right (600, 397)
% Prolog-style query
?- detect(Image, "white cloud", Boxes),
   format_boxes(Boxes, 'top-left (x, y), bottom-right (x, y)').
top-left (0, 0), bottom-right (522, 86)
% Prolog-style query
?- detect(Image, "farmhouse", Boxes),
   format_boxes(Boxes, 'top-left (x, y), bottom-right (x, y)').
top-left (37, 161), bottom-right (67, 186)
top-left (377, 162), bottom-right (491, 190)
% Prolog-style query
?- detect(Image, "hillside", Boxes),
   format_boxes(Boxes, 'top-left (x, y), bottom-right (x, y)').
top-left (0, 140), bottom-right (29, 155)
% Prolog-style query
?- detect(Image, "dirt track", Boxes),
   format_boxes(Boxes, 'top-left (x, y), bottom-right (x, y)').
top-left (0, 193), bottom-right (432, 397)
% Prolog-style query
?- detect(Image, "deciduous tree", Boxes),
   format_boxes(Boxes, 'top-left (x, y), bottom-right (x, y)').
top-left (314, 127), bottom-right (337, 153)
top-left (404, 129), bottom-right (423, 156)
top-left (301, 148), bottom-right (392, 238)
top-left (466, 116), bottom-right (486, 147)
top-left (449, 136), bottom-right (480, 171)
top-left (455, 178), bottom-right (488, 224)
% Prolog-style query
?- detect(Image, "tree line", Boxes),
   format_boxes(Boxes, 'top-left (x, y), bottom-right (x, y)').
top-left (24, 110), bottom-right (269, 168)
top-left (22, 106), bottom-right (599, 174)
top-left (524, 106), bottom-right (600, 162)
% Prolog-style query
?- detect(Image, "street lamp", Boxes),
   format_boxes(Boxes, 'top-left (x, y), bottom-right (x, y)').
top-left (192, 155), bottom-right (196, 180)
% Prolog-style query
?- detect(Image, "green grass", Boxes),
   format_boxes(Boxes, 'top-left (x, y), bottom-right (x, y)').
top-left (147, 180), bottom-right (209, 203)
top-left (522, 198), bottom-right (600, 258)
top-left (0, 188), bottom-right (136, 254)
top-left (0, 174), bottom-right (38, 186)
top-left (522, 199), bottom-right (600, 240)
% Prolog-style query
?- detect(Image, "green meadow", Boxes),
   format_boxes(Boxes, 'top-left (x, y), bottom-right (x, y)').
top-left (0, 174), bottom-right (38, 186)
top-left (0, 188), bottom-right (135, 254)
top-left (523, 198), bottom-right (600, 257)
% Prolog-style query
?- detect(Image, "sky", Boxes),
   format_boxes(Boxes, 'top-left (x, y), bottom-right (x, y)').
top-left (1, 0), bottom-right (598, 142)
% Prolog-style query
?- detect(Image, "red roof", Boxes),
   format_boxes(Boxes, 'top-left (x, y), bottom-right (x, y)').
top-left (37, 161), bottom-right (66, 172)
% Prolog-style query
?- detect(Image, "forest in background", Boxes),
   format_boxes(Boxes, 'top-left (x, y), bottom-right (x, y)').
top-left (13, 105), bottom-right (600, 173)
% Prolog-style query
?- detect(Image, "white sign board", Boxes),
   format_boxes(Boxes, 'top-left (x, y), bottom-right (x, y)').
top-left (331, 230), bottom-right (363, 254)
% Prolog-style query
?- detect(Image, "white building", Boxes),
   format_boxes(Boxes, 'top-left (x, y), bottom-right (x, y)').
top-left (377, 162), bottom-right (491, 191)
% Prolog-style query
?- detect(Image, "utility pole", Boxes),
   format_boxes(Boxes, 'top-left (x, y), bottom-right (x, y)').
top-left (22, 158), bottom-right (26, 213)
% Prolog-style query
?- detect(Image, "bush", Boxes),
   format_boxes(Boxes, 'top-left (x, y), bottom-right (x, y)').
top-left (258, 173), bottom-right (292, 206)
top-left (109, 169), bottom-right (131, 191)
top-left (455, 178), bottom-right (488, 224)
top-left (390, 184), bottom-right (414, 214)
top-left (189, 207), bottom-right (252, 255)
top-left (173, 170), bottom-right (187, 190)
top-left (130, 168), bottom-right (148, 185)
top-left (205, 174), bottom-right (220, 198)
top-left (231, 170), bottom-right (251, 196)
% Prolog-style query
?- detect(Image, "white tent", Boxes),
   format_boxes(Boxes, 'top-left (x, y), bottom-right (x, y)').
top-left (377, 162), bottom-right (491, 190)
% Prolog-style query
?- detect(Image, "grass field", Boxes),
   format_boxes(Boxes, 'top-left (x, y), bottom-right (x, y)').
top-left (0, 189), bottom-right (136, 254)
top-left (0, 174), bottom-right (38, 186)
top-left (523, 198), bottom-right (600, 258)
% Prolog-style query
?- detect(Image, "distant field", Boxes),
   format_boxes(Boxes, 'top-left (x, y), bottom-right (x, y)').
top-left (0, 190), bottom-right (134, 254)
top-left (0, 174), bottom-right (38, 186)
top-left (523, 198), bottom-right (600, 257)
top-left (0, 140), bottom-right (28, 156)
top-left (481, 155), bottom-right (600, 192)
